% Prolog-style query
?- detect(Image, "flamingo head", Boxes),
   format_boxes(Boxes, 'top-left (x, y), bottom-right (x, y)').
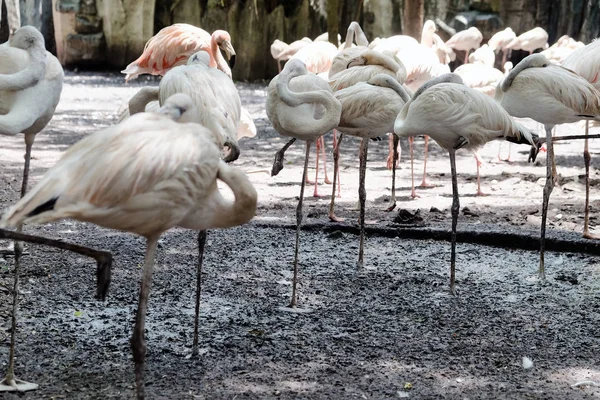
top-left (188, 51), bottom-right (211, 66)
top-left (158, 93), bottom-right (200, 124)
top-left (423, 20), bottom-right (437, 34)
top-left (10, 26), bottom-right (44, 50)
top-left (213, 30), bottom-right (236, 69)
top-left (501, 53), bottom-right (549, 92)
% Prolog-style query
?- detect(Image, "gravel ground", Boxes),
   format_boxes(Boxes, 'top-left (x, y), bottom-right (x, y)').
top-left (0, 72), bottom-right (599, 399)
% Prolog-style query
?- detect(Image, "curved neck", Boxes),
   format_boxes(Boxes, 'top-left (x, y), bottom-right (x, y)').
top-left (421, 29), bottom-right (434, 47)
top-left (501, 59), bottom-right (536, 92)
top-left (389, 80), bottom-right (411, 103)
top-left (129, 86), bottom-right (159, 115)
top-left (0, 46), bottom-right (47, 91)
top-left (209, 161), bottom-right (257, 229)
top-left (211, 39), bottom-right (231, 78)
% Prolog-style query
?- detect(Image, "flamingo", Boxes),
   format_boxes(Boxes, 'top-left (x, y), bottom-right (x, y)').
top-left (326, 50), bottom-right (407, 217)
top-left (453, 63), bottom-right (506, 195)
top-left (445, 26), bottom-right (483, 64)
top-left (338, 21), bottom-right (369, 51)
top-left (469, 44), bottom-right (495, 67)
top-left (488, 27), bottom-right (517, 65)
top-left (392, 43), bottom-right (451, 193)
top-left (395, 73), bottom-right (537, 294)
top-left (266, 59), bottom-right (342, 309)
top-left (505, 27), bottom-right (549, 55)
top-left (542, 35), bottom-right (586, 64)
top-left (421, 19), bottom-right (455, 64)
top-left (271, 37), bottom-right (312, 72)
top-left (562, 41), bottom-right (600, 239)
top-left (0, 0), bottom-right (20, 36)
top-left (0, 26), bottom-right (64, 392)
top-left (0, 93), bottom-right (258, 399)
top-left (329, 21), bottom-right (372, 78)
top-left (125, 51), bottom-right (248, 162)
top-left (330, 74), bottom-right (411, 265)
top-left (495, 53), bottom-right (600, 279)
top-left (289, 40), bottom-right (339, 195)
top-left (121, 24), bottom-right (236, 81)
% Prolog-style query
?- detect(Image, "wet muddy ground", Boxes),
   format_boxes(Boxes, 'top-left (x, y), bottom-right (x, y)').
top-left (1, 73), bottom-right (599, 399)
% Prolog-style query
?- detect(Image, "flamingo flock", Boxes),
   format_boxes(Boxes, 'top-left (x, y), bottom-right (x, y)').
top-left (0, 17), bottom-right (599, 399)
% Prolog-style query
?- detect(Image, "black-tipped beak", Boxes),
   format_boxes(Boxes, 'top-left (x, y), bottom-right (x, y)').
top-left (229, 54), bottom-right (236, 69)
top-left (223, 139), bottom-right (240, 163)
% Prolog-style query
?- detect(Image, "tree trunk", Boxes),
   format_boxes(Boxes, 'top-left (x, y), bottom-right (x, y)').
top-left (327, 0), bottom-right (340, 44)
top-left (403, 0), bottom-right (424, 39)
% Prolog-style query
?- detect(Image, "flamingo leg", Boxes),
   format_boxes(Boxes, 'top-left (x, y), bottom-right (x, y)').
top-left (419, 136), bottom-right (434, 187)
top-left (131, 235), bottom-right (159, 400)
top-left (290, 142), bottom-right (311, 308)
top-left (583, 121), bottom-right (599, 239)
top-left (333, 130), bottom-right (342, 197)
top-left (191, 230), bottom-right (207, 356)
top-left (322, 135), bottom-right (332, 184)
top-left (0, 136), bottom-right (38, 393)
top-left (386, 134), bottom-right (399, 212)
top-left (329, 132), bottom-right (345, 222)
top-left (539, 127), bottom-right (555, 280)
top-left (386, 133), bottom-right (401, 170)
top-left (307, 138), bottom-right (318, 187)
top-left (473, 152), bottom-right (486, 196)
top-left (464, 49), bottom-right (470, 64)
top-left (449, 149), bottom-right (459, 296)
top-left (409, 137), bottom-right (419, 199)
top-left (271, 138), bottom-right (297, 176)
top-left (358, 138), bottom-right (369, 268)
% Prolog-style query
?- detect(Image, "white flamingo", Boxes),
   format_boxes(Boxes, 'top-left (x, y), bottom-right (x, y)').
top-left (562, 41), bottom-right (600, 239)
top-left (496, 53), bottom-right (600, 279)
top-left (0, 26), bottom-right (64, 392)
top-left (488, 27), bottom-right (517, 65)
top-left (0, 94), bottom-right (258, 399)
top-left (469, 44), bottom-right (495, 67)
top-left (330, 74), bottom-right (411, 266)
top-left (505, 27), bottom-right (549, 54)
top-left (125, 51), bottom-right (251, 161)
top-left (445, 26), bottom-right (483, 64)
top-left (266, 59), bottom-right (342, 309)
top-left (395, 73), bottom-right (537, 294)
top-left (271, 37), bottom-right (312, 72)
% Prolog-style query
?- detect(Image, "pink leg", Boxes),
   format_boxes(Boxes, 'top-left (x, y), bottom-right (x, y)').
top-left (313, 137), bottom-right (321, 197)
top-left (419, 136), bottom-right (434, 187)
top-left (409, 137), bottom-right (419, 199)
top-left (333, 131), bottom-right (342, 197)
top-left (473, 152), bottom-right (486, 196)
top-left (464, 50), bottom-right (470, 64)
top-left (386, 134), bottom-right (395, 170)
top-left (322, 136), bottom-right (332, 184)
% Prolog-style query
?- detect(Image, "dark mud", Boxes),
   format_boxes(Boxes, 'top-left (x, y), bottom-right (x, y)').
top-left (1, 72), bottom-right (599, 399)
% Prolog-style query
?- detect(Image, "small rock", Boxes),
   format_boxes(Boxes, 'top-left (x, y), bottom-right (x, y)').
top-left (522, 356), bottom-right (533, 369)
top-left (397, 391), bottom-right (410, 398)
top-left (555, 213), bottom-right (563, 220)
top-left (430, 206), bottom-right (443, 213)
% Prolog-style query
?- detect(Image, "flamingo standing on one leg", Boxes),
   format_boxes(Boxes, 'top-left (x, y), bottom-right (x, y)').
top-left (266, 59), bottom-right (342, 309)
top-left (395, 73), bottom-right (538, 294)
top-left (0, 26), bottom-right (64, 392)
top-left (561, 40), bottom-right (600, 239)
top-left (495, 54), bottom-right (600, 279)
top-left (488, 28), bottom-right (516, 65)
top-left (330, 74), bottom-right (411, 265)
top-left (122, 24), bottom-right (237, 80)
top-left (0, 94), bottom-right (258, 399)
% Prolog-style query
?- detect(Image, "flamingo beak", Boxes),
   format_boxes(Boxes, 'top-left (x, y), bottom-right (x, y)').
top-left (220, 41), bottom-right (237, 69)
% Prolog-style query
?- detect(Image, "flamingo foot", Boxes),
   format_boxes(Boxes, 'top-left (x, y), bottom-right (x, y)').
top-left (583, 229), bottom-right (600, 240)
top-left (329, 213), bottom-right (345, 222)
top-left (475, 190), bottom-right (488, 197)
top-left (0, 377), bottom-right (39, 392)
top-left (324, 177), bottom-right (332, 184)
top-left (411, 190), bottom-right (421, 199)
top-left (385, 201), bottom-right (397, 212)
top-left (418, 181), bottom-right (435, 188)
